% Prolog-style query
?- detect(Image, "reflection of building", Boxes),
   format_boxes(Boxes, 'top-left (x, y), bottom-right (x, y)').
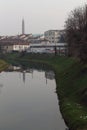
top-left (22, 71), bottom-right (26, 83)
top-left (26, 69), bottom-right (33, 73)
top-left (6, 65), bottom-right (34, 83)
top-left (0, 84), bottom-right (3, 94)
top-left (22, 69), bottom-right (33, 83)
top-left (7, 65), bottom-right (22, 71)
top-left (45, 71), bottom-right (55, 80)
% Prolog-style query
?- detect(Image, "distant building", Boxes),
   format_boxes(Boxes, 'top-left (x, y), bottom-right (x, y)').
top-left (27, 42), bottom-right (67, 55)
top-left (44, 30), bottom-right (65, 43)
top-left (0, 39), bottom-right (30, 53)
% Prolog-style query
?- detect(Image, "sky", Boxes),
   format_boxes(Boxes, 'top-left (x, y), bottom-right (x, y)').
top-left (0, 0), bottom-right (86, 35)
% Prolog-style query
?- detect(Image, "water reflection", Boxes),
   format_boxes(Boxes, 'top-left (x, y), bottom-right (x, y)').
top-left (6, 65), bottom-right (55, 84)
top-left (0, 84), bottom-right (3, 94)
top-left (7, 65), bottom-right (22, 71)
top-left (0, 64), bottom-right (68, 130)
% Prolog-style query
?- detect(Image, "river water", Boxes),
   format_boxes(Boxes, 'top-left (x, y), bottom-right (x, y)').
top-left (0, 65), bottom-right (67, 130)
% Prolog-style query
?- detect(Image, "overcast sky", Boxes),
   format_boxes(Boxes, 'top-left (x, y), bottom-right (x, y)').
top-left (0, 0), bottom-right (86, 35)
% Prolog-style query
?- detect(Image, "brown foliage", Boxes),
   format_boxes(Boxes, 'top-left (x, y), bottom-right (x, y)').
top-left (65, 5), bottom-right (87, 62)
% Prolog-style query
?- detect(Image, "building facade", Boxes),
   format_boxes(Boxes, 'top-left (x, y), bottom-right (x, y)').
top-left (0, 40), bottom-right (30, 53)
top-left (44, 30), bottom-right (65, 43)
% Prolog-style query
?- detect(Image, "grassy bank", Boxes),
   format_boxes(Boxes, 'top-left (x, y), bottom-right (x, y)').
top-left (2, 53), bottom-right (87, 130)
top-left (0, 59), bottom-right (8, 72)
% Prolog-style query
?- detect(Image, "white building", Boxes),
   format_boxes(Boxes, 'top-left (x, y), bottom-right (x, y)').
top-left (44, 30), bottom-right (65, 43)
top-left (0, 40), bottom-right (30, 53)
top-left (27, 42), bottom-right (67, 55)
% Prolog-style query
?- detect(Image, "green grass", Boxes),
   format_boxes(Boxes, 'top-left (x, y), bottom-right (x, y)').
top-left (2, 52), bottom-right (87, 130)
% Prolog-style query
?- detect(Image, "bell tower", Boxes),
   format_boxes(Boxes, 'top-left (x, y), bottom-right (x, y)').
top-left (22, 19), bottom-right (25, 34)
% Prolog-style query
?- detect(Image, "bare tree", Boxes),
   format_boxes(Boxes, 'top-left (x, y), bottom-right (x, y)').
top-left (65, 5), bottom-right (87, 62)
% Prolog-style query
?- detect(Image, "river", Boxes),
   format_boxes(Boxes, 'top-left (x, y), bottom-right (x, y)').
top-left (0, 65), bottom-right (68, 130)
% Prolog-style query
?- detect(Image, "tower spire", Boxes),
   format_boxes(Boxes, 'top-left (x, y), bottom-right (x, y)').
top-left (22, 18), bottom-right (25, 34)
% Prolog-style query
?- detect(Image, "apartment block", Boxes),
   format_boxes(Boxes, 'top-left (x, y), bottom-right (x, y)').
top-left (44, 30), bottom-right (65, 43)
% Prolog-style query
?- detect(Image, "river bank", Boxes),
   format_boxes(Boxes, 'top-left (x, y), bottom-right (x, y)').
top-left (0, 59), bottom-right (8, 72)
top-left (2, 53), bottom-right (87, 130)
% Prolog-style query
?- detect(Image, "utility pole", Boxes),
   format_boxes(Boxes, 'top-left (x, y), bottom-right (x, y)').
top-left (54, 32), bottom-right (57, 56)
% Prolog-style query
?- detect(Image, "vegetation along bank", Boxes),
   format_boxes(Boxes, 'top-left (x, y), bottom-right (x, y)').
top-left (2, 53), bottom-right (87, 130)
top-left (0, 59), bottom-right (8, 72)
